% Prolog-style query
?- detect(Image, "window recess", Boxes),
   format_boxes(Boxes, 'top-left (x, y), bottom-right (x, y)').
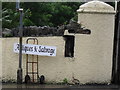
top-left (63, 35), bottom-right (75, 57)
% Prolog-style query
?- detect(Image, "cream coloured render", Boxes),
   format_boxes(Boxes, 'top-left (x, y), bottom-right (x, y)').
top-left (1, 34), bottom-right (113, 84)
top-left (0, 1), bottom-right (115, 84)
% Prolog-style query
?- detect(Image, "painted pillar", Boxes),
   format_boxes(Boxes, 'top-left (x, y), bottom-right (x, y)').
top-left (76, 1), bottom-right (116, 83)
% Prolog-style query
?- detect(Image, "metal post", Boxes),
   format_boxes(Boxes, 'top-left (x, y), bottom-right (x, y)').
top-left (17, 6), bottom-right (23, 84)
top-left (16, 1), bottom-right (20, 10)
top-left (112, 1), bottom-right (120, 85)
top-left (112, 1), bottom-right (118, 84)
top-left (116, 2), bottom-right (120, 84)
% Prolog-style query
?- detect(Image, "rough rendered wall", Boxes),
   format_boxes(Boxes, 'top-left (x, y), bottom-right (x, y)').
top-left (1, 35), bottom-right (113, 84)
top-left (1, 1), bottom-right (115, 84)
top-left (1, 37), bottom-right (66, 83)
top-left (76, 14), bottom-right (115, 84)
top-left (2, 38), bottom-right (19, 81)
top-left (76, 1), bottom-right (115, 84)
top-left (74, 34), bottom-right (113, 84)
top-left (0, 38), bottom-right (2, 81)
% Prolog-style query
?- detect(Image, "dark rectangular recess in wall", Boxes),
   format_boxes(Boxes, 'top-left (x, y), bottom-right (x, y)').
top-left (64, 35), bottom-right (75, 57)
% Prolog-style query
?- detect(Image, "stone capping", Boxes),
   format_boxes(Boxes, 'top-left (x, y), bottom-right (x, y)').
top-left (77, 9), bottom-right (116, 14)
top-left (77, 0), bottom-right (116, 14)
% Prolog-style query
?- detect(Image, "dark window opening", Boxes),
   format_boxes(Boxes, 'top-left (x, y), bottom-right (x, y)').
top-left (64, 35), bottom-right (75, 57)
top-left (68, 29), bottom-right (91, 34)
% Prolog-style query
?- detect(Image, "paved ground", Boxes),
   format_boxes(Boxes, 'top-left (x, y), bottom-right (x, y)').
top-left (1, 84), bottom-right (120, 90)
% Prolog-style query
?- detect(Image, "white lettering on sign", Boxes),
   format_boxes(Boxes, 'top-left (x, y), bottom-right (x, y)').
top-left (14, 43), bottom-right (56, 56)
